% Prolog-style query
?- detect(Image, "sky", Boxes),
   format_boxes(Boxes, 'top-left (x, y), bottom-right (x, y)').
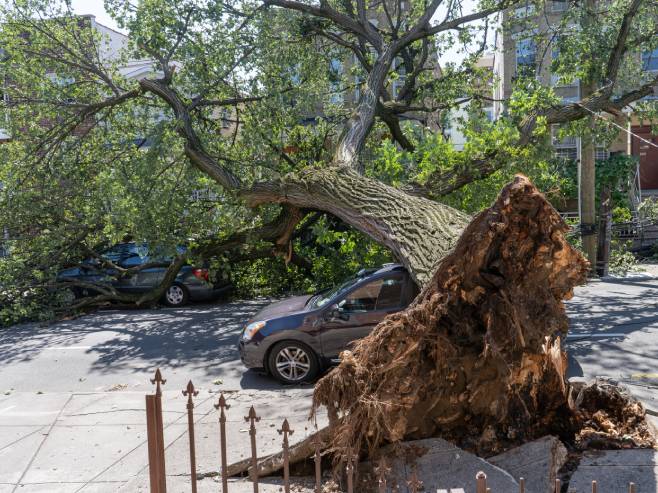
top-left (69, 0), bottom-right (494, 65)
top-left (70, 0), bottom-right (123, 32)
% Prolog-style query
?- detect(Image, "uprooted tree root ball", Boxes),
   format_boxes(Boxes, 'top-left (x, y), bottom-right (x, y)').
top-left (311, 175), bottom-right (653, 460)
top-left (571, 379), bottom-right (655, 450)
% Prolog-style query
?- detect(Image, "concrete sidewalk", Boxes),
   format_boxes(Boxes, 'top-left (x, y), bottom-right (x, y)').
top-left (0, 388), bottom-right (326, 492)
top-left (2, 277), bottom-right (658, 492)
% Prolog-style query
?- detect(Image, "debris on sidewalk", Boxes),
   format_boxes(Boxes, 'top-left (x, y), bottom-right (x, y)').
top-left (571, 379), bottom-right (656, 449)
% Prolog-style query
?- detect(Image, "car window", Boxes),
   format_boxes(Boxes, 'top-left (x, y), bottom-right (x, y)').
top-left (310, 276), bottom-right (361, 308)
top-left (102, 243), bottom-right (147, 262)
top-left (338, 275), bottom-right (404, 312)
top-left (375, 276), bottom-right (405, 310)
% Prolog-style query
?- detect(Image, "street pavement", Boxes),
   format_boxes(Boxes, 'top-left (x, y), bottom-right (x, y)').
top-left (0, 279), bottom-right (656, 491)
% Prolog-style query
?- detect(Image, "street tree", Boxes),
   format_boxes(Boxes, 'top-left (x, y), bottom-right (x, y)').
top-left (0, 0), bottom-right (656, 320)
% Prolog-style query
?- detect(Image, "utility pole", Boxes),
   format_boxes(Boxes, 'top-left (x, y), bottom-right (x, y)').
top-left (580, 0), bottom-right (598, 275)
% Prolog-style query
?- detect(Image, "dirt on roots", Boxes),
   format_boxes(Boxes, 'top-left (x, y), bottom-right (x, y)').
top-left (311, 175), bottom-right (654, 461)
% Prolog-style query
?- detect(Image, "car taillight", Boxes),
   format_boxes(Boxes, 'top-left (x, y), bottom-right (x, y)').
top-left (192, 268), bottom-right (209, 282)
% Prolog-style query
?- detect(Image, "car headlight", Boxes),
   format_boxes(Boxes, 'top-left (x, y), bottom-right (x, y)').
top-left (242, 321), bottom-right (266, 341)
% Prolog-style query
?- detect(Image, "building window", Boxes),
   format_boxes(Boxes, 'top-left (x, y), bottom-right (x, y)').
top-left (595, 146), bottom-right (610, 160)
top-left (516, 37), bottom-right (537, 77)
top-left (329, 58), bottom-right (343, 104)
top-left (220, 108), bottom-right (230, 128)
top-left (391, 58), bottom-right (406, 99)
top-left (555, 147), bottom-right (578, 160)
top-left (550, 39), bottom-right (579, 88)
top-left (514, 2), bottom-right (536, 18)
top-left (552, 125), bottom-right (578, 160)
top-left (642, 48), bottom-right (658, 72)
top-left (550, 0), bottom-right (568, 12)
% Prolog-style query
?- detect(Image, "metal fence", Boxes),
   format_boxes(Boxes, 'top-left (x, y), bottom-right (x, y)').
top-left (143, 370), bottom-right (639, 493)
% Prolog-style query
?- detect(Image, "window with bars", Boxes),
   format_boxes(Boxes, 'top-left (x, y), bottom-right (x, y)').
top-left (552, 125), bottom-right (578, 160)
top-left (555, 147), bottom-right (578, 160)
top-left (595, 147), bottom-right (610, 160)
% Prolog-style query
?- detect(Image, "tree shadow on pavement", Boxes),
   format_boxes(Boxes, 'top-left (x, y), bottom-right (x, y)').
top-left (0, 299), bottom-right (270, 377)
top-left (565, 279), bottom-right (658, 412)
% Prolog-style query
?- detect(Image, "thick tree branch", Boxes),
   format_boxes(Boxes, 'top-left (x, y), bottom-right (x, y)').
top-left (605, 0), bottom-right (643, 83)
top-left (263, 0), bottom-right (377, 44)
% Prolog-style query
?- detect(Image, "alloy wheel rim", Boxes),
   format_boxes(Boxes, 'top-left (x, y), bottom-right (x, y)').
top-left (275, 347), bottom-right (311, 381)
top-left (166, 285), bottom-right (184, 305)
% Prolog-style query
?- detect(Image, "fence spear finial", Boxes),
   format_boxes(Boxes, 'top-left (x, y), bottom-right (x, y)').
top-left (150, 368), bottom-right (166, 396)
top-left (183, 380), bottom-right (198, 409)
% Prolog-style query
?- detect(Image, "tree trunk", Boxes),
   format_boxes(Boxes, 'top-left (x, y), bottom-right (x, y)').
top-left (580, 0), bottom-right (598, 275)
top-left (243, 167), bottom-right (471, 287)
top-left (597, 186), bottom-right (612, 277)
top-left (311, 175), bottom-right (591, 457)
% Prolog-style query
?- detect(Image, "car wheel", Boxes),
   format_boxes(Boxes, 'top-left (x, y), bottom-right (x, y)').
top-left (268, 341), bottom-right (319, 384)
top-left (163, 283), bottom-right (189, 307)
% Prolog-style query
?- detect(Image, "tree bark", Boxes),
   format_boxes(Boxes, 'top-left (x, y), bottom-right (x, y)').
top-left (312, 175), bottom-right (591, 457)
top-left (243, 167), bottom-right (471, 287)
top-left (597, 186), bottom-right (612, 277)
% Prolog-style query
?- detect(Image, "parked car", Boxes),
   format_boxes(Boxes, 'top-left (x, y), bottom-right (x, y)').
top-left (238, 264), bottom-right (418, 384)
top-left (57, 243), bottom-right (231, 307)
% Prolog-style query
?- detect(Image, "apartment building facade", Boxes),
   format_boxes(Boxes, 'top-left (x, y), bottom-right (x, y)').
top-left (494, 0), bottom-right (658, 196)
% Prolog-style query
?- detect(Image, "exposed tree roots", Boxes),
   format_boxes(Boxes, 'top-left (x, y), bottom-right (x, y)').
top-left (227, 175), bottom-right (654, 479)
top-left (311, 175), bottom-right (594, 457)
top-left (571, 379), bottom-right (655, 450)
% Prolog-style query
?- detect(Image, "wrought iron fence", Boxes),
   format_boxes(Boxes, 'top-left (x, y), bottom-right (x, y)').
top-left (143, 370), bottom-right (639, 493)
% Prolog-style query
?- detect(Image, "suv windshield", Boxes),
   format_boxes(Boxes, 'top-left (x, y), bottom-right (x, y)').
top-left (309, 275), bottom-right (362, 309)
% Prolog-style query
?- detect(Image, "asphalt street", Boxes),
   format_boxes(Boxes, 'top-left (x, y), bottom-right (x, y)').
top-left (0, 278), bottom-right (656, 491)
top-left (0, 298), bottom-right (278, 394)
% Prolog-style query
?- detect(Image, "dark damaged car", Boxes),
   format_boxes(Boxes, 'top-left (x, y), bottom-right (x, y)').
top-left (238, 264), bottom-right (418, 384)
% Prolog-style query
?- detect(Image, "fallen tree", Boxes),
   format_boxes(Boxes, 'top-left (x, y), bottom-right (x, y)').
top-left (224, 175), bottom-right (653, 479)
top-left (312, 174), bottom-right (589, 457)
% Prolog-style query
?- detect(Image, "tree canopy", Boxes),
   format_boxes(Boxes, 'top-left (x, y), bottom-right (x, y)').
top-left (0, 0), bottom-right (656, 323)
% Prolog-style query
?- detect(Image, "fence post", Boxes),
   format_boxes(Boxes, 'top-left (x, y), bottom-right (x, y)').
top-left (146, 369), bottom-right (167, 493)
top-left (555, 478), bottom-right (561, 493)
top-left (629, 482), bottom-right (636, 493)
top-left (519, 477), bottom-right (525, 493)
top-left (245, 406), bottom-right (261, 493)
top-left (278, 419), bottom-right (294, 493)
top-left (375, 457), bottom-right (390, 493)
top-left (214, 394), bottom-right (230, 493)
top-left (476, 471), bottom-right (487, 493)
top-left (592, 480), bottom-right (597, 493)
top-left (345, 447), bottom-right (355, 493)
top-left (313, 432), bottom-right (322, 493)
top-left (182, 381), bottom-right (199, 493)
top-left (406, 466), bottom-right (423, 493)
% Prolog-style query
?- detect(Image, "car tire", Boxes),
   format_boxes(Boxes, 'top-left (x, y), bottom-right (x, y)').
top-left (163, 283), bottom-right (189, 307)
top-left (267, 341), bottom-right (319, 385)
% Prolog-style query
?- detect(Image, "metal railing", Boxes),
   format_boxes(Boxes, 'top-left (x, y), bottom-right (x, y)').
top-left (143, 370), bottom-right (639, 493)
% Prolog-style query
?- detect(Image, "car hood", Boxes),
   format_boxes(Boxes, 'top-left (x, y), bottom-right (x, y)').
top-left (251, 295), bottom-right (313, 322)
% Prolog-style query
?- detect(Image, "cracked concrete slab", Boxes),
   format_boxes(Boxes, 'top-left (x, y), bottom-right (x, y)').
top-left (568, 449), bottom-right (658, 492)
top-left (0, 426), bottom-right (49, 484)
